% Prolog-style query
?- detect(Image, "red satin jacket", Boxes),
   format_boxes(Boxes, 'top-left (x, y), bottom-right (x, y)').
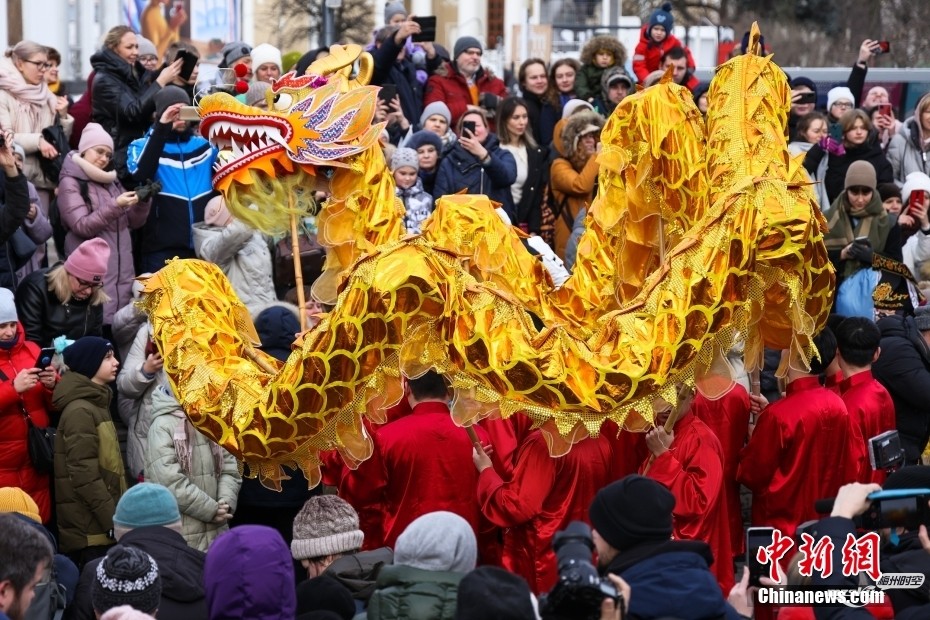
top-left (691, 385), bottom-right (750, 557)
top-left (341, 401), bottom-right (487, 550)
top-left (840, 369), bottom-right (896, 485)
top-left (476, 431), bottom-right (614, 593)
top-left (737, 376), bottom-right (858, 538)
top-left (644, 413), bottom-right (734, 593)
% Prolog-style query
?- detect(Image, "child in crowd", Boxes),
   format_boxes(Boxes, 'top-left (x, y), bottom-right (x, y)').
top-left (391, 148), bottom-right (433, 235)
top-left (416, 101), bottom-right (457, 155)
top-left (632, 3), bottom-right (694, 83)
top-left (405, 130), bottom-right (443, 195)
top-left (575, 35), bottom-right (627, 102)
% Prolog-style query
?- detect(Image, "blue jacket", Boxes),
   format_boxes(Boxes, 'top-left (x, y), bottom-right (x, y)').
top-left (605, 540), bottom-right (740, 620)
top-left (432, 134), bottom-right (517, 222)
top-left (127, 122), bottom-right (218, 254)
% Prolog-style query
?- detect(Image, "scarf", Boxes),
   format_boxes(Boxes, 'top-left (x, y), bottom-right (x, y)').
top-left (171, 409), bottom-right (224, 477)
top-left (824, 190), bottom-right (891, 278)
top-left (71, 153), bottom-right (118, 184)
top-left (0, 57), bottom-right (57, 130)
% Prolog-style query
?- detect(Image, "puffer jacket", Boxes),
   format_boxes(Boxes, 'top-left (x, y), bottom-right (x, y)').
top-left (0, 172), bottom-right (33, 289)
top-left (145, 386), bottom-right (241, 552)
top-left (326, 547), bottom-right (394, 609)
top-left (115, 320), bottom-right (168, 479)
top-left (192, 221), bottom-right (275, 315)
top-left (432, 133), bottom-right (517, 222)
top-left (15, 264), bottom-right (104, 347)
top-left (0, 56), bottom-right (74, 190)
top-left (397, 179), bottom-right (434, 235)
top-left (550, 111), bottom-right (604, 258)
top-left (358, 565), bottom-right (462, 620)
top-left (423, 64), bottom-right (509, 130)
top-left (631, 25), bottom-right (695, 83)
top-left (53, 371), bottom-right (127, 553)
top-left (57, 151), bottom-right (151, 324)
top-left (90, 48), bottom-right (161, 151)
top-left (0, 323), bottom-right (53, 522)
top-left (887, 116), bottom-right (930, 184)
top-left (575, 35), bottom-right (628, 101)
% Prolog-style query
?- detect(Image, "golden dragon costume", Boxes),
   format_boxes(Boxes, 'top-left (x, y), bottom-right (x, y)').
top-left (140, 30), bottom-right (835, 488)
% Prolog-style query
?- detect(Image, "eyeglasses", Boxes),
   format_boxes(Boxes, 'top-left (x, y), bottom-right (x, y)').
top-left (74, 276), bottom-right (103, 290)
top-left (832, 101), bottom-right (853, 110)
top-left (847, 186), bottom-right (874, 196)
top-left (22, 59), bottom-right (51, 70)
top-left (139, 55), bottom-right (158, 63)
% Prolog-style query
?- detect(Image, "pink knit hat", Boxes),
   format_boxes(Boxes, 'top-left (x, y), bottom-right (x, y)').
top-left (65, 238), bottom-right (110, 284)
top-left (79, 122), bottom-right (114, 154)
top-left (204, 195), bottom-right (233, 227)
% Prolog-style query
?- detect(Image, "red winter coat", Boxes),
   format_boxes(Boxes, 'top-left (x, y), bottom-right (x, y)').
top-left (840, 370), bottom-right (896, 485)
top-left (340, 401), bottom-right (488, 550)
top-left (423, 63), bottom-right (508, 130)
top-left (643, 413), bottom-right (733, 593)
top-left (0, 323), bottom-right (54, 521)
top-left (691, 385), bottom-right (750, 557)
top-left (477, 431), bottom-right (615, 593)
top-left (631, 27), bottom-right (696, 83)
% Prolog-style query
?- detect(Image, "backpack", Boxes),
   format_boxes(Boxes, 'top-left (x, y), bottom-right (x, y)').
top-left (25, 563), bottom-right (66, 620)
top-left (49, 178), bottom-right (90, 260)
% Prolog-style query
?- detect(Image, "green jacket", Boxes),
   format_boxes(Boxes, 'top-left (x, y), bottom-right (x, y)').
top-left (359, 565), bottom-right (462, 620)
top-left (53, 372), bottom-right (127, 552)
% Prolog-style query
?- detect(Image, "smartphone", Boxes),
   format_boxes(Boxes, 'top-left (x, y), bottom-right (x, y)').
top-left (876, 41), bottom-right (890, 54)
top-left (462, 120), bottom-right (477, 136)
top-left (746, 527), bottom-right (775, 587)
top-left (411, 16), bottom-right (437, 43)
top-left (910, 190), bottom-right (928, 216)
top-left (377, 83), bottom-right (397, 103)
top-left (878, 102), bottom-right (893, 117)
top-left (35, 347), bottom-right (56, 370)
top-left (854, 235), bottom-right (871, 245)
top-left (145, 338), bottom-right (158, 358)
top-left (175, 49), bottom-right (199, 82)
top-left (829, 122), bottom-right (843, 141)
top-left (797, 91), bottom-right (816, 105)
top-left (179, 105), bottom-right (201, 121)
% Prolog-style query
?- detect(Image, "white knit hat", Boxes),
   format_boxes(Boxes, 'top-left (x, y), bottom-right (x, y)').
top-left (290, 496), bottom-right (364, 560)
top-left (902, 171), bottom-right (930, 206)
top-left (826, 86), bottom-right (854, 111)
top-left (250, 43), bottom-right (282, 72)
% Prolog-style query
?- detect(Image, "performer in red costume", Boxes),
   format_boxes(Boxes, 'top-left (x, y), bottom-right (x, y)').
top-left (691, 383), bottom-right (750, 558)
top-left (472, 430), bottom-right (615, 593)
top-left (641, 389), bottom-right (734, 593)
top-left (835, 317), bottom-right (895, 484)
top-left (341, 371), bottom-right (488, 550)
top-left (737, 328), bottom-right (858, 538)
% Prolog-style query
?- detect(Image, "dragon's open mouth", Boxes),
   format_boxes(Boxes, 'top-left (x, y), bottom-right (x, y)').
top-left (200, 114), bottom-right (294, 183)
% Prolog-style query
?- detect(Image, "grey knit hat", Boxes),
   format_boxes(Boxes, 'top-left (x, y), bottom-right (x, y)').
top-left (915, 306), bottom-right (930, 332)
top-left (291, 496), bottom-right (364, 560)
top-left (454, 36), bottom-right (482, 60)
top-left (391, 147), bottom-right (419, 172)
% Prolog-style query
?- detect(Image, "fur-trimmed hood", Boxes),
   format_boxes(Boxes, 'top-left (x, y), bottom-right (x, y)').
top-left (560, 110), bottom-right (606, 156)
top-left (580, 35), bottom-right (628, 67)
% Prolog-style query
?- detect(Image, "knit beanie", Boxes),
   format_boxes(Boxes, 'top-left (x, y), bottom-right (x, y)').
top-left (63, 336), bottom-right (114, 380)
top-left (391, 147), bottom-right (419, 172)
top-left (93, 545), bottom-right (162, 615)
top-left (137, 37), bottom-right (157, 59)
top-left (295, 576), bottom-right (356, 620)
top-left (154, 85), bottom-right (191, 120)
top-left (204, 195), bottom-right (233, 227)
top-left (406, 130), bottom-right (443, 154)
top-left (384, 1), bottom-right (407, 23)
top-left (884, 465), bottom-right (930, 489)
top-left (79, 122), bottom-right (114, 155)
top-left (246, 80), bottom-right (272, 108)
top-left (420, 101), bottom-right (451, 127)
top-left (826, 86), bottom-right (855, 111)
top-left (790, 76), bottom-right (818, 99)
top-left (394, 511), bottom-right (477, 574)
top-left (0, 487), bottom-right (41, 523)
top-left (902, 171), bottom-right (930, 206)
top-left (589, 475), bottom-right (675, 552)
top-left (0, 288), bottom-right (17, 324)
top-left (251, 43), bottom-right (282, 72)
top-left (877, 183), bottom-right (902, 204)
top-left (113, 482), bottom-right (181, 529)
top-left (561, 98), bottom-right (594, 119)
top-left (291, 496), bottom-right (364, 560)
top-left (844, 161), bottom-right (877, 190)
top-left (12, 142), bottom-right (25, 161)
top-left (64, 237), bottom-right (110, 284)
top-left (648, 2), bottom-right (674, 31)
top-left (454, 566), bottom-right (536, 620)
top-left (453, 36), bottom-right (482, 60)
top-left (221, 41), bottom-right (253, 68)
top-left (255, 304), bottom-right (301, 362)
top-left (915, 306), bottom-right (930, 332)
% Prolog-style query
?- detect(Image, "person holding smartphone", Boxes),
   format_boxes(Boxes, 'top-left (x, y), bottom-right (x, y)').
top-left (432, 108), bottom-right (517, 222)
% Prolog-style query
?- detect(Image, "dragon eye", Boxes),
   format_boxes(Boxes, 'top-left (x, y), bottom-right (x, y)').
top-left (272, 93), bottom-right (293, 111)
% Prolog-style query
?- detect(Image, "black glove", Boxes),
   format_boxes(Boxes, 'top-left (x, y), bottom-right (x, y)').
top-left (847, 241), bottom-right (874, 265)
top-left (479, 92), bottom-right (500, 111)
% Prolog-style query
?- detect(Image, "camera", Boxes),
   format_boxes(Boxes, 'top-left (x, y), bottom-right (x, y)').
top-left (134, 179), bottom-right (163, 202)
top-left (539, 522), bottom-right (619, 620)
top-left (861, 488), bottom-right (930, 530)
top-left (869, 430), bottom-right (905, 472)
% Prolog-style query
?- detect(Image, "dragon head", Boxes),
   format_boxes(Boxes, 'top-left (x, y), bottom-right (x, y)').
top-left (196, 45), bottom-right (385, 231)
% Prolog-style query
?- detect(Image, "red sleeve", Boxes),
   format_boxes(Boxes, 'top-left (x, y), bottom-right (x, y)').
top-left (647, 438), bottom-right (723, 523)
top-left (341, 439), bottom-right (387, 509)
top-left (736, 409), bottom-right (783, 492)
top-left (632, 40), bottom-right (650, 82)
top-left (477, 435), bottom-right (556, 528)
top-left (0, 380), bottom-right (20, 411)
top-left (424, 74), bottom-right (467, 130)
